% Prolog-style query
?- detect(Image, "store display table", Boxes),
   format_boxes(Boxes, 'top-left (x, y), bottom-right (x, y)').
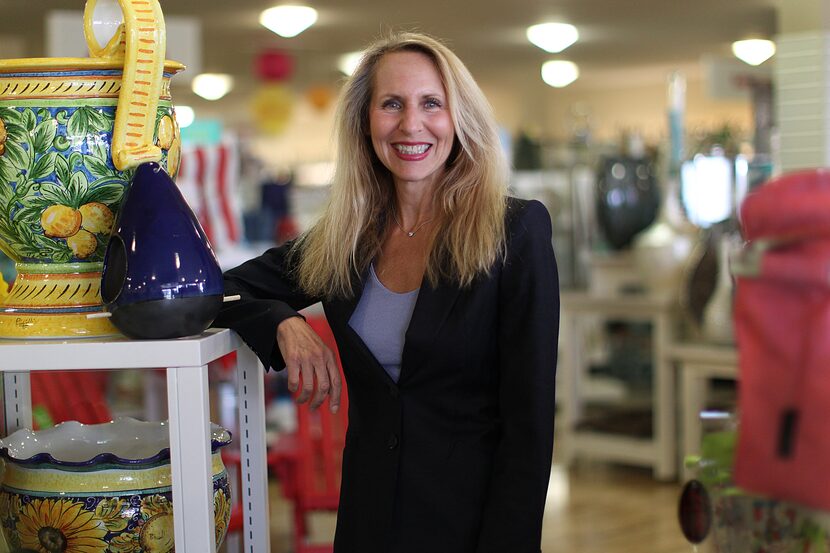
top-left (0, 328), bottom-right (270, 553)
top-left (559, 291), bottom-right (677, 480)
top-left (666, 341), bottom-right (738, 480)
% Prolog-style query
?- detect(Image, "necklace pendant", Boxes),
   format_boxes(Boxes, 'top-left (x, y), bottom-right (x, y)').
top-left (407, 231), bottom-right (415, 237)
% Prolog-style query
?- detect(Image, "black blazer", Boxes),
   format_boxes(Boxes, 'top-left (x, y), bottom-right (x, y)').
top-left (214, 197), bottom-right (559, 553)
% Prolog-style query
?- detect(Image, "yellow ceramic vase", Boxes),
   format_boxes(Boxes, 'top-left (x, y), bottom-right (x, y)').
top-left (0, 0), bottom-right (183, 338)
top-left (0, 418), bottom-right (233, 552)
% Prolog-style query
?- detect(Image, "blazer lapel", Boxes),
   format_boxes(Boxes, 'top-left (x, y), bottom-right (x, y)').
top-left (399, 278), bottom-right (460, 384)
top-left (326, 279), bottom-right (399, 388)
top-left (327, 273), bottom-right (461, 387)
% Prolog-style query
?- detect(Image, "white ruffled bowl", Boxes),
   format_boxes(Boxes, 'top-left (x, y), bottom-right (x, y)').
top-left (0, 417), bottom-right (232, 553)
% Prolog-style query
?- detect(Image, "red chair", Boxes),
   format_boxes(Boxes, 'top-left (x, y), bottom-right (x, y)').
top-left (30, 370), bottom-right (111, 428)
top-left (268, 315), bottom-right (348, 553)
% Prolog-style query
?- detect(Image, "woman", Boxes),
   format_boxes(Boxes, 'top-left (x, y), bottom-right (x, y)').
top-left (215, 32), bottom-right (559, 553)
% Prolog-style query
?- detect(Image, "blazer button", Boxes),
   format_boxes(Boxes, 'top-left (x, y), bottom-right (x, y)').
top-left (387, 434), bottom-right (399, 450)
top-left (388, 386), bottom-right (399, 399)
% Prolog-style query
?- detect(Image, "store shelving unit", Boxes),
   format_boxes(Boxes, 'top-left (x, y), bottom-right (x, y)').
top-left (666, 341), bottom-right (738, 480)
top-left (0, 328), bottom-right (270, 553)
top-left (559, 291), bottom-right (677, 480)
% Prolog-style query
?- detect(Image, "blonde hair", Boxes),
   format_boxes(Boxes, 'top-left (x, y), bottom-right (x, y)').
top-left (293, 31), bottom-right (508, 299)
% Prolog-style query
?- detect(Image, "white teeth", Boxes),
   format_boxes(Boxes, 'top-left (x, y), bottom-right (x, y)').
top-left (394, 144), bottom-right (430, 155)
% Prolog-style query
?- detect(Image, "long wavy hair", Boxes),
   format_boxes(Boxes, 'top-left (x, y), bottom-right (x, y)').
top-left (292, 32), bottom-right (508, 299)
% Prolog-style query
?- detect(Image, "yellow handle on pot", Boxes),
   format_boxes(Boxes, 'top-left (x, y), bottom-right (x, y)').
top-left (83, 0), bottom-right (166, 171)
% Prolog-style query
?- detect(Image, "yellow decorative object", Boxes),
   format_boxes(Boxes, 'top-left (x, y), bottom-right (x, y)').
top-left (0, 418), bottom-right (233, 552)
top-left (15, 498), bottom-right (108, 553)
top-left (1, 450), bottom-right (226, 493)
top-left (306, 84), bottom-right (334, 112)
top-left (0, 117), bottom-right (6, 155)
top-left (155, 114), bottom-right (175, 149)
top-left (0, 272), bottom-right (8, 303)
top-left (252, 83), bottom-right (295, 135)
top-left (0, 269), bottom-right (115, 338)
top-left (0, 0), bottom-right (183, 339)
top-left (84, 0), bottom-right (167, 171)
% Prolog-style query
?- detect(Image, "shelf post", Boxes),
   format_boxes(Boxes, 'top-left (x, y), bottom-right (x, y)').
top-left (3, 372), bottom-right (32, 434)
top-left (167, 364), bottom-right (216, 553)
top-left (236, 345), bottom-right (272, 553)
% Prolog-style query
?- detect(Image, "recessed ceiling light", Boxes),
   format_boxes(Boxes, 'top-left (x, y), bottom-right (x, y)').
top-left (192, 74), bottom-right (234, 101)
top-left (527, 22), bottom-right (579, 53)
top-left (732, 39), bottom-right (776, 66)
top-left (260, 5), bottom-right (318, 38)
top-left (338, 51), bottom-right (363, 76)
top-left (541, 60), bottom-right (579, 88)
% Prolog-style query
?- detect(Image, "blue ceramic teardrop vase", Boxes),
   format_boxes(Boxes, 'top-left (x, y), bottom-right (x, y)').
top-left (596, 156), bottom-right (660, 250)
top-left (101, 162), bottom-right (223, 339)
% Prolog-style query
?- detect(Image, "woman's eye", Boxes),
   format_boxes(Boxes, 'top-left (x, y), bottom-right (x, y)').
top-left (382, 100), bottom-right (401, 109)
top-left (425, 98), bottom-right (442, 109)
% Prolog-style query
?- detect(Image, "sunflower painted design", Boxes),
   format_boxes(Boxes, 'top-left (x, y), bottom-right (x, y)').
top-left (108, 495), bottom-right (174, 553)
top-left (0, 117), bottom-right (6, 156)
top-left (213, 488), bottom-right (231, 546)
top-left (15, 498), bottom-right (107, 553)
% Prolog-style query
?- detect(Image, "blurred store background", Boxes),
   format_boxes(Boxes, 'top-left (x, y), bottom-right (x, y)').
top-left (2, 0), bottom-right (830, 551)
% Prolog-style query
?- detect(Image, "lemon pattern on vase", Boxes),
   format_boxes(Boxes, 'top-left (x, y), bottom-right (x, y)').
top-left (0, 97), bottom-right (181, 338)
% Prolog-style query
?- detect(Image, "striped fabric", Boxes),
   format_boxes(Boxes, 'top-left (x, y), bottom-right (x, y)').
top-left (176, 139), bottom-right (243, 252)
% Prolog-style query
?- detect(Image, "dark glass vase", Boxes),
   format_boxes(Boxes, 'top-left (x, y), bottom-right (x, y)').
top-left (101, 162), bottom-right (223, 339)
top-left (595, 156), bottom-right (660, 250)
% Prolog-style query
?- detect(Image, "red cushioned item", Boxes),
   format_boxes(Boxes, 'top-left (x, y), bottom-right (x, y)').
top-left (734, 169), bottom-right (830, 510)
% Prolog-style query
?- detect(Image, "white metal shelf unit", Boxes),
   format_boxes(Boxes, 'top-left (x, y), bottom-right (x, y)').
top-left (559, 292), bottom-right (677, 480)
top-left (0, 328), bottom-right (270, 553)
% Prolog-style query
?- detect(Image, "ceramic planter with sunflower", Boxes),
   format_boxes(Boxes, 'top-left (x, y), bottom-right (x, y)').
top-left (0, 0), bottom-right (184, 338)
top-left (0, 418), bottom-right (232, 553)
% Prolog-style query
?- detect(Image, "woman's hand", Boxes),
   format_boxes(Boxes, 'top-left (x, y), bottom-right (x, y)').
top-left (276, 316), bottom-right (342, 413)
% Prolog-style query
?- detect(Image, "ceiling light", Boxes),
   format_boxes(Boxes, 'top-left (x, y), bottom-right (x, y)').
top-left (338, 51), bottom-right (363, 76)
top-left (192, 73), bottom-right (234, 101)
top-left (527, 23), bottom-right (579, 53)
top-left (541, 60), bottom-right (579, 88)
top-left (260, 5), bottom-right (318, 38)
top-left (174, 106), bottom-right (195, 128)
top-left (732, 39), bottom-right (776, 66)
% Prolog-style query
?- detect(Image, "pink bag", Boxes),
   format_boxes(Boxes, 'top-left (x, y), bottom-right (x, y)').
top-left (734, 168), bottom-right (830, 510)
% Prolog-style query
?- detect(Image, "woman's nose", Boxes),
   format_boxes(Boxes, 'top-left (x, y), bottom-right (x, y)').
top-left (398, 106), bottom-right (422, 134)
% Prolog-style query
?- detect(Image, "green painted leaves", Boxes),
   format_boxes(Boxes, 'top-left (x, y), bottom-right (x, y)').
top-left (0, 106), bottom-right (128, 263)
top-left (67, 106), bottom-right (111, 139)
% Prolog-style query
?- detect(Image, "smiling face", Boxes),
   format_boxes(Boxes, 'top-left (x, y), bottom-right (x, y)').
top-left (369, 50), bottom-right (455, 191)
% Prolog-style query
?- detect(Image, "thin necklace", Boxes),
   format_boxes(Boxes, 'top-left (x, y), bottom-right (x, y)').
top-left (392, 211), bottom-right (432, 237)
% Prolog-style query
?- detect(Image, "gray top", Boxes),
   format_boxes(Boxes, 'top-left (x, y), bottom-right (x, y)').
top-left (348, 264), bottom-right (419, 383)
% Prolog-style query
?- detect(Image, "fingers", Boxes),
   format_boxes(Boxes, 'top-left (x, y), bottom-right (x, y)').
top-left (309, 359), bottom-right (331, 410)
top-left (276, 317), bottom-right (340, 411)
top-left (286, 362), bottom-right (301, 395)
top-left (309, 349), bottom-right (342, 412)
top-left (326, 353), bottom-right (342, 414)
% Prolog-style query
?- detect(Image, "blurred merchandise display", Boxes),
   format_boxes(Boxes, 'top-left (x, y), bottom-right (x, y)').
top-left (680, 413), bottom-right (830, 552)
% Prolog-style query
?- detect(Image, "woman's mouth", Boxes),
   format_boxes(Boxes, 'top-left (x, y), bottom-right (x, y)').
top-left (393, 143), bottom-right (431, 160)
